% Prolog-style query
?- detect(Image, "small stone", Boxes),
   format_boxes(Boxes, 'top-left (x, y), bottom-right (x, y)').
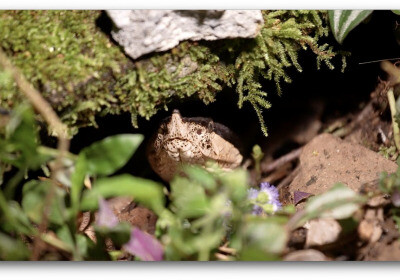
top-left (358, 208), bottom-right (383, 243)
top-left (304, 218), bottom-right (342, 247)
top-left (284, 249), bottom-right (328, 261)
top-left (367, 195), bottom-right (389, 207)
top-left (358, 219), bottom-right (375, 242)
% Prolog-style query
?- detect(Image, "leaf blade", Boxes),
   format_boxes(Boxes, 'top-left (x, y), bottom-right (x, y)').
top-left (82, 134), bottom-right (144, 176)
top-left (80, 174), bottom-right (165, 215)
top-left (329, 10), bottom-right (373, 44)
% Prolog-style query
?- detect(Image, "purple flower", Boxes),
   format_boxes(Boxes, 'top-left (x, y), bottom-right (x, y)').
top-left (97, 198), bottom-right (119, 228)
top-left (124, 227), bottom-right (164, 261)
top-left (248, 182), bottom-right (282, 215)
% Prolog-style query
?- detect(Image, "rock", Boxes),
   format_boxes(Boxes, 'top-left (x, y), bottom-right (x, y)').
top-left (107, 10), bottom-right (264, 59)
top-left (304, 218), bottom-right (342, 247)
top-left (82, 197), bottom-right (158, 243)
top-left (358, 219), bottom-right (382, 243)
top-left (284, 249), bottom-right (328, 261)
top-left (107, 197), bottom-right (158, 235)
top-left (286, 133), bottom-right (398, 203)
top-left (117, 204), bottom-right (158, 235)
top-left (373, 240), bottom-right (400, 261)
top-left (367, 195), bottom-right (390, 207)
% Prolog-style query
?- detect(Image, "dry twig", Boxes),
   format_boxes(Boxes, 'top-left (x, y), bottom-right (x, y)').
top-left (261, 147), bottom-right (302, 174)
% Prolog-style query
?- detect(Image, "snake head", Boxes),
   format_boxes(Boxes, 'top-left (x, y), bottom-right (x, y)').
top-left (147, 110), bottom-right (243, 181)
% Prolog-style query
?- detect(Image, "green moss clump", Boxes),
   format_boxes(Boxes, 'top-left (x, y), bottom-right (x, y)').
top-left (0, 10), bottom-right (129, 134)
top-left (0, 10), bottom-right (343, 136)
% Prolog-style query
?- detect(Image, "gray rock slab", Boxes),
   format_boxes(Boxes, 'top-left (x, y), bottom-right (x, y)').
top-left (107, 10), bottom-right (263, 59)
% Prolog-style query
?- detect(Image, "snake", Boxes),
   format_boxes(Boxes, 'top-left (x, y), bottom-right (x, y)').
top-left (146, 110), bottom-right (243, 181)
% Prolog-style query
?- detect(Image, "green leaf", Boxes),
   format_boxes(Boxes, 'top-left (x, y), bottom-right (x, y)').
top-left (393, 10), bottom-right (400, 15)
top-left (21, 180), bottom-right (67, 225)
top-left (291, 183), bottom-right (366, 229)
top-left (5, 201), bottom-right (35, 235)
top-left (81, 134), bottom-right (144, 176)
top-left (0, 105), bottom-right (48, 198)
top-left (80, 174), bottom-right (165, 215)
top-left (40, 232), bottom-right (73, 254)
top-left (170, 176), bottom-right (210, 218)
top-left (75, 234), bottom-right (89, 259)
top-left (328, 10), bottom-right (373, 44)
top-left (70, 153), bottom-right (88, 217)
top-left (239, 246), bottom-right (281, 261)
top-left (56, 224), bottom-right (75, 252)
top-left (217, 168), bottom-right (248, 203)
top-left (95, 222), bottom-right (131, 248)
top-left (0, 232), bottom-right (30, 260)
top-left (242, 218), bottom-right (288, 256)
top-left (1, 104), bottom-right (46, 169)
top-left (306, 183), bottom-right (365, 219)
top-left (180, 165), bottom-right (217, 191)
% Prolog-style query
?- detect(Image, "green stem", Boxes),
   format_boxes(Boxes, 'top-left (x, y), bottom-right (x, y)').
top-left (4, 169), bottom-right (25, 199)
top-left (37, 146), bottom-right (77, 160)
top-left (0, 189), bottom-right (13, 221)
top-left (387, 88), bottom-right (400, 151)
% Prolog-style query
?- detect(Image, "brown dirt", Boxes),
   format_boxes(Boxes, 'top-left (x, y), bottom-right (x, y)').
top-left (281, 133), bottom-right (398, 206)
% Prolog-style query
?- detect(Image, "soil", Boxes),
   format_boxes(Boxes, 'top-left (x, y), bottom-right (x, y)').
top-left (282, 133), bottom-right (397, 206)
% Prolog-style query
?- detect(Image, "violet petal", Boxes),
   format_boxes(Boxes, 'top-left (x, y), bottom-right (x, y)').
top-left (248, 183), bottom-right (282, 215)
top-left (97, 198), bottom-right (119, 228)
top-left (124, 227), bottom-right (163, 261)
top-left (392, 189), bottom-right (400, 207)
top-left (294, 191), bottom-right (314, 205)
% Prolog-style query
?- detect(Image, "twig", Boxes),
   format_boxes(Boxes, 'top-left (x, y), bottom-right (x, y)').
top-left (0, 48), bottom-right (70, 260)
top-left (214, 253), bottom-right (231, 261)
top-left (358, 57), bottom-right (400, 65)
top-left (277, 166), bottom-right (300, 189)
top-left (261, 147), bottom-right (302, 174)
top-left (218, 243), bottom-right (237, 255)
top-left (332, 101), bottom-right (374, 139)
top-left (387, 87), bottom-right (400, 152)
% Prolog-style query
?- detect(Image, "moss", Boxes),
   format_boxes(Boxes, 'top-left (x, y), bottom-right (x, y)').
top-left (0, 10), bottom-right (129, 134)
top-left (0, 10), bottom-right (343, 136)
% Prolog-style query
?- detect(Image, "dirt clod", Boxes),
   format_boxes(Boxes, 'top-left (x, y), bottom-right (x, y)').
top-left (285, 133), bottom-right (398, 205)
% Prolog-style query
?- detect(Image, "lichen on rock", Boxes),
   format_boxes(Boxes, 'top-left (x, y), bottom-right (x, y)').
top-left (107, 10), bottom-right (264, 59)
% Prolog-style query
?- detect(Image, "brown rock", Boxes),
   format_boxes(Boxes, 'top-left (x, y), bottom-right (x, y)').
top-left (374, 241), bottom-right (400, 261)
top-left (107, 197), bottom-right (158, 235)
top-left (117, 204), bottom-right (158, 235)
top-left (83, 197), bottom-right (158, 243)
top-left (286, 133), bottom-right (398, 202)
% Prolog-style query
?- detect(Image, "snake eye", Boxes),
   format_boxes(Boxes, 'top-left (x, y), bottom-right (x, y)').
top-left (160, 125), bottom-right (168, 135)
top-left (196, 128), bottom-right (203, 135)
